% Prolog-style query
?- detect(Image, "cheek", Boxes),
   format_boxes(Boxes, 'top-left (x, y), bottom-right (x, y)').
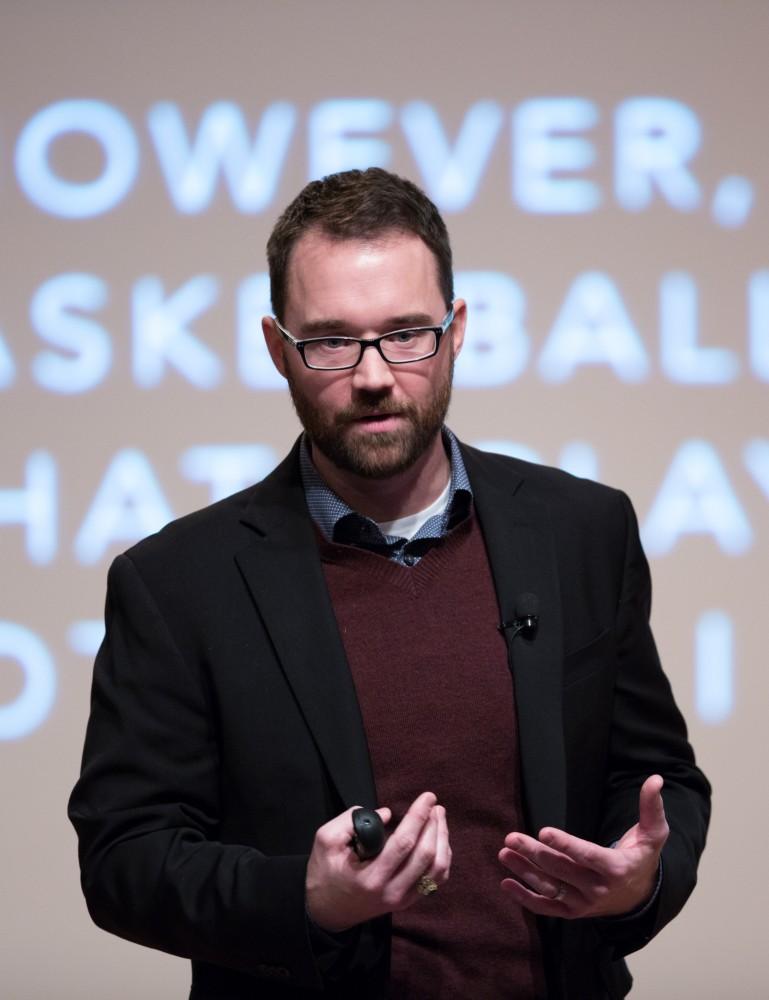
top-left (397, 360), bottom-right (449, 400)
top-left (305, 373), bottom-right (350, 412)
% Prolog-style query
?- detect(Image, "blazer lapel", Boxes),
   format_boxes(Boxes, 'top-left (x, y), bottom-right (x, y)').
top-left (462, 445), bottom-right (567, 834)
top-left (235, 447), bottom-right (377, 811)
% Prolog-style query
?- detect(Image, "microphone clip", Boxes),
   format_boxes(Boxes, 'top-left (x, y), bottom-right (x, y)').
top-left (498, 614), bottom-right (538, 640)
top-left (498, 592), bottom-right (540, 640)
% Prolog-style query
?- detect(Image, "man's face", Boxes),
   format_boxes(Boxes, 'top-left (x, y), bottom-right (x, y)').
top-left (264, 230), bottom-right (466, 480)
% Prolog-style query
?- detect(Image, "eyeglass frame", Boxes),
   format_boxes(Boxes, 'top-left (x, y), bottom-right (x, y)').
top-left (271, 305), bottom-right (456, 371)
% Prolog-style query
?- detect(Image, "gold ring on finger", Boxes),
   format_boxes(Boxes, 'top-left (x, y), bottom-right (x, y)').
top-left (416, 874), bottom-right (438, 896)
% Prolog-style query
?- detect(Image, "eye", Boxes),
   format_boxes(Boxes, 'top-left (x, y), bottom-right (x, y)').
top-left (321, 337), bottom-right (349, 350)
top-left (388, 330), bottom-right (418, 344)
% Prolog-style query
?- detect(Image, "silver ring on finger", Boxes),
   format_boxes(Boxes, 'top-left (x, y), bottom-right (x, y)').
top-left (554, 882), bottom-right (567, 902)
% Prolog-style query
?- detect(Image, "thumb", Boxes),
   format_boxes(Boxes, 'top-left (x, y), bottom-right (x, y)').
top-left (638, 774), bottom-right (669, 843)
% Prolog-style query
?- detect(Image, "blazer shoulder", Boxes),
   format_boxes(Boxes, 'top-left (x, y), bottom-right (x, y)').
top-left (122, 484), bottom-right (255, 568)
top-left (460, 440), bottom-right (630, 513)
top-left (459, 441), bottom-right (639, 570)
top-left (121, 443), bottom-right (304, 571)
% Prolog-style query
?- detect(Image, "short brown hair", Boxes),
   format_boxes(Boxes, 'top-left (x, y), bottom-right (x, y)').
top-left (266, 167), bottom-right (454, 322)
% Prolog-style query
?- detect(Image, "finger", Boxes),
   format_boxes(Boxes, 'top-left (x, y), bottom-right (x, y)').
top-left (387, 803), bottom-right (441, 899)
top-left (318, 804), bottom-right (393, 856)
top-left (501, 876), bottom-right (581, 918)
top-left (376, 791), bottom-right (436, 878)
top-left (432, 805), bottom-right (452, 882)
top-left (316, 805), bottom-right (369, 852)
top-left (504, 831), bottom-right (606, 893)
top-left (534, 827), bottom-right (615, 877)
top-left (638, 775), bottom-right (669, 843)
top-left (498, 846), bottom-right (562, 899)
top-left (415, 805), bottom-right (451, 886)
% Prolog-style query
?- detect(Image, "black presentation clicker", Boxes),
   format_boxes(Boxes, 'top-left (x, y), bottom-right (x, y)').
top-left (350, 807), bottom-right (386, 860)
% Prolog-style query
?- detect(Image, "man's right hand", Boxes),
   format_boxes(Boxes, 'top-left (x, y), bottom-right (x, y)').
top-left (305, 791), bottom-right (451, 933)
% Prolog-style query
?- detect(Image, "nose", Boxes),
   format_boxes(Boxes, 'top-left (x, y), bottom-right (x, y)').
top-left (351, 340), bottom-right (396, 393)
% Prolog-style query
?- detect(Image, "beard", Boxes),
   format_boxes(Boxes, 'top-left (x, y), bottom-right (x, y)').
top-left (286, 357), bottom-right (454, 480)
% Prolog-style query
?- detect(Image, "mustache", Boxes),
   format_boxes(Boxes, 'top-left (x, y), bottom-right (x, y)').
top-left (337, 399), bottom-right (411, 423)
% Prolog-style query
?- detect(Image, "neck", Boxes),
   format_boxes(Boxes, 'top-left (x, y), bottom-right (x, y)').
top-left (310, 433), bottom-right (451, 523)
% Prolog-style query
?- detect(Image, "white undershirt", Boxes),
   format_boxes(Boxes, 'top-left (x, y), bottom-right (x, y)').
top-left (376, 478), bottom-right (452, 540)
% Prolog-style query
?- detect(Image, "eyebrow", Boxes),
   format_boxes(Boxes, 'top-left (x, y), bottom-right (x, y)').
top-left (298, 313), bottom-right (437, 337)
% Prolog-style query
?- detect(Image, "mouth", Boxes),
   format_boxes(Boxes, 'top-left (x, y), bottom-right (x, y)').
top-left (348, 412), bottom-right (405, 432)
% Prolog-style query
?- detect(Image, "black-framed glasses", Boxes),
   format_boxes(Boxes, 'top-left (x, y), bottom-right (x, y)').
top-left (272, 306), bottom-right (455, 371)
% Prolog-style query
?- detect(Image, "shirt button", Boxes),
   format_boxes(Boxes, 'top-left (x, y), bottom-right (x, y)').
top-left (404, 553), bottom-right (417, 566)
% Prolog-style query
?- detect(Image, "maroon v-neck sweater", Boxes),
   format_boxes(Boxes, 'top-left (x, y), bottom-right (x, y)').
top-left (319, 512), bottom-right (545, 998)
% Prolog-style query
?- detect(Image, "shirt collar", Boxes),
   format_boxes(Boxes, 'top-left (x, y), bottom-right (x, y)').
top-left (300, 428), bottom-right (472, 554)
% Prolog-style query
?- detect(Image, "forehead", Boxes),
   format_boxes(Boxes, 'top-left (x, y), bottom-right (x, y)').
top-left (284, 229), bottom-right (444, 323)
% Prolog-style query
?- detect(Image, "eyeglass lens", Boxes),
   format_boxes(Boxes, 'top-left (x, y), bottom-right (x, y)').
top-left (304, 329), bottom-right (438, 369)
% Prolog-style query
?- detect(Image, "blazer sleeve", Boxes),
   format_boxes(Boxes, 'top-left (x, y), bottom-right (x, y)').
top-left (593, 492), bottom-right (711, 956)
top-left (67, 552), bottom-right (324, 989)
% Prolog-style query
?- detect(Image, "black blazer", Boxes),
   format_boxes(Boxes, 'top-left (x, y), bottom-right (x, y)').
top-left (69, 440), bottom-right (710, 999)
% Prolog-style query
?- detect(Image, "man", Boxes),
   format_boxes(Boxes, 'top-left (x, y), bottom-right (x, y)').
top-left (69, 168), bottom-right (710, 999)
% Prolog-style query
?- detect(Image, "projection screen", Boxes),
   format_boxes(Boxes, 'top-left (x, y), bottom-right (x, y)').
top-left (1, 2), bottom-right (766, 996)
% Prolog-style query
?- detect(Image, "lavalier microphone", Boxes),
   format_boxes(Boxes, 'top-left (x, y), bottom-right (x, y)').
top-left (498, 592), bottom-right (540, 640)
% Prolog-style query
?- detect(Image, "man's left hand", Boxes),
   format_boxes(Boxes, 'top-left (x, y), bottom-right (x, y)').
top-left (498, 774), bottom-right (669, 918)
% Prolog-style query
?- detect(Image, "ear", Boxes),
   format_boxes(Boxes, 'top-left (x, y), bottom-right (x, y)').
top-left (449, 298), bottom-right (467, 359)
top-left (262, 316), bottom-right (288, 378)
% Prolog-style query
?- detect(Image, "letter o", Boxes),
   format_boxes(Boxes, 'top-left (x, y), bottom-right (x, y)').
top-left (0, 622), bottom-right (57, 740)
top-left (15, 99), bottom-right (139, 217)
